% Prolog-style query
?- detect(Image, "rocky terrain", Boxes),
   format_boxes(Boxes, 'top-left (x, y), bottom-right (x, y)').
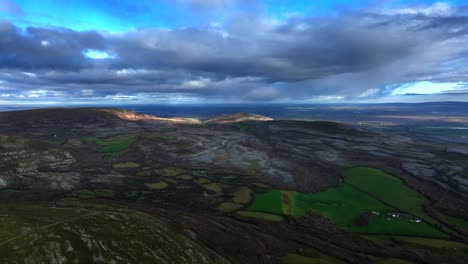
top-left (0, 108), bottom-right (467, 264)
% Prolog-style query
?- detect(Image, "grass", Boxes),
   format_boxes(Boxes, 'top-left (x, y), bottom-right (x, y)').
top-left (155, 167), bottom-right (187, 177)
top-left (82, 136), bottom-right (99, 144)
top-left (113, 162), bottom-right (140, 169)
top-left (231, 187), bottom-right (252, 204)
top-left (217, 203), bottom-right (244, 212)
top-left (195, 178), bottom-right (211, 184)
top-left (249, 186), bottom-right (389, 220)
top-left (73, 190), bottom-right (95, 199)
top-left (0, 204), bottom-right (226, 264)
top-left (344, 167), bottom-right (436, 224)
top-left (284, 254), bottom-right (345, 264)
top-left (247, 167), bottom-right (448, 237)
top-left (0, 205), bottom-right (91, 241)
top-left (445, 215), bottom-right (468, 231)
top-left (247, 189), bottom-right (283, 215)
top-left (82, 134), bottom-right (137, 153)
top-left (176, 174), bottom-right (193, 180)
top-left (365, 235), bottom-right (468, 256)
top-left (202, 183), bottom-right (223, 195)
top-left (237, 211), bottom-right (284, 222)
top-left (360, 214), bottom-right (446, 237)
top-left (222, 176), bottom-right (237, 180)
top-left (145, 181), bottom-right (169, 190)
top-left (394, 236), bottom-right (468, 249)
top-left (137, 171), bottom-right (152, 176)
top-left (94, 189), bottom-right (116, 198)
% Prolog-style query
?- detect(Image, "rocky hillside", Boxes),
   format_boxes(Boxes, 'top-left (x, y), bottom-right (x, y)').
top-left (0, 108), bottom-right (467, 264)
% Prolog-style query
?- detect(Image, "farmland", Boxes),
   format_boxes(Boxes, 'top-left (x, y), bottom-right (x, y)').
top-left (344, 167), bottom-right (437, 224)
top-left (1, 108), bottom-right (468, 263)
top-left (82, 134), bottom-right (137, 153)
top-left (247, 167), bottom-right (451, 238)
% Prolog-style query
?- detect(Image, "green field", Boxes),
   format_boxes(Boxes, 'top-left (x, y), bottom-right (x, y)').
top-left (247, 189), bottom-right (284, 214)
top-left (145, 181), bottom-right (169, 189)
top-left (445, 215), bottom-right (468, 231)
top-left (217, 202), bottom-right (245, 212)
top-left (344, 167), bottom-right (436, 224)
top-left (82, 134), bottom-right (137, 153)
top-left (177, 174), bottom-right (193, 180)
top-left (231, 187), bottom-right (253, 204)
top-left (247, 167), bottom-right (448, 237)
top-left (155, 167), bottom-right (187, 177)
top-left (202, 183), bottom-right (224, 195)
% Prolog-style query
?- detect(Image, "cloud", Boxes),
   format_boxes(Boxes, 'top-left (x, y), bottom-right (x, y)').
top-left (0, 0), bottom-right (23, 16)
top-left (174, 0), bottom-right (255, 11)
top-left (380, 2), bottom-right (455, 17)
top-left (0, 2), bottom-right (467, 103)
top-left (176, 0), bottom-right (233, 9)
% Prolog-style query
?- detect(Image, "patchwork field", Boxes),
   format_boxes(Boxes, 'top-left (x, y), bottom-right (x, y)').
top-left (247, 167), bottom-right (456, 238)
top-left (82, 134), bottom-right (137, 153)
top-left (1, 108), bottom-right (468, 263)
top-left (344, 167), bottom-right (437, 224)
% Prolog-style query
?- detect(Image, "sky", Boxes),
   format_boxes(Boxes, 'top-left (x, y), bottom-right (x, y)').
top-left (0, 0), bottom-right (467, 105)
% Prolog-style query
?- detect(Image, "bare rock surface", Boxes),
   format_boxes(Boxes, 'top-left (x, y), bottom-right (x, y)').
top-left (0, 177), bottom-right (6, 188)
top-left (447, 146), bottom-right (468, 155)
top-left (402, 162), bottom-right (436, 178)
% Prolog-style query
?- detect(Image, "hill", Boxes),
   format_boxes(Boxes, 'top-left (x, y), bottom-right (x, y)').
top-left (0, 107), bottom-right (467, 263)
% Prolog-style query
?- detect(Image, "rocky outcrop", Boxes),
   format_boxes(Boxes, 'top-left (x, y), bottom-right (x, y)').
top-left (452, 176), bottom-right (468, 191)
top-left (401, 162), bottom-right (436, 178)
top-left (113, 110), bottom-right (202, 124)
top-left (0, 177), bottom-right (6, 189)
top-left (447, 146), bottom-right (468, 156)
top-left (205, 113), bottom-right (273, 124)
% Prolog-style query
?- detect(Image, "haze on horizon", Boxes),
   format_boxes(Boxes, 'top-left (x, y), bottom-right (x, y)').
top-left (0, 0), bottom-right (467, 106)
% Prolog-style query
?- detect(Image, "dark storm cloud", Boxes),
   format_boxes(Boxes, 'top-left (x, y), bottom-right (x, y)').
top-left (0, 3), bottom-right (468, 102)
top-left (0, 21), bottom-right (107, 70)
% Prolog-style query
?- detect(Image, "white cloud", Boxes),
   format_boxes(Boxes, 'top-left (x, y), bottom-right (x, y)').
top-left (392, 81), bottom-right (465, 95)
top-left (383, 2), bottom-right (454, 17)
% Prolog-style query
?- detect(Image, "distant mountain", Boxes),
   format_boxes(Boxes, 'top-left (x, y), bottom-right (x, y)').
top-left (205, 113), bottom-right (273, 124)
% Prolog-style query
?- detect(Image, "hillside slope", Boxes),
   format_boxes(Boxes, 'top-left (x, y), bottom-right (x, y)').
top-left (0, 108), bottom-right (467, 264)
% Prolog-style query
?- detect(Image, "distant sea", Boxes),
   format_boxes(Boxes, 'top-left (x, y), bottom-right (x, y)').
top-left (1, 102), bottom-right (468, 123)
